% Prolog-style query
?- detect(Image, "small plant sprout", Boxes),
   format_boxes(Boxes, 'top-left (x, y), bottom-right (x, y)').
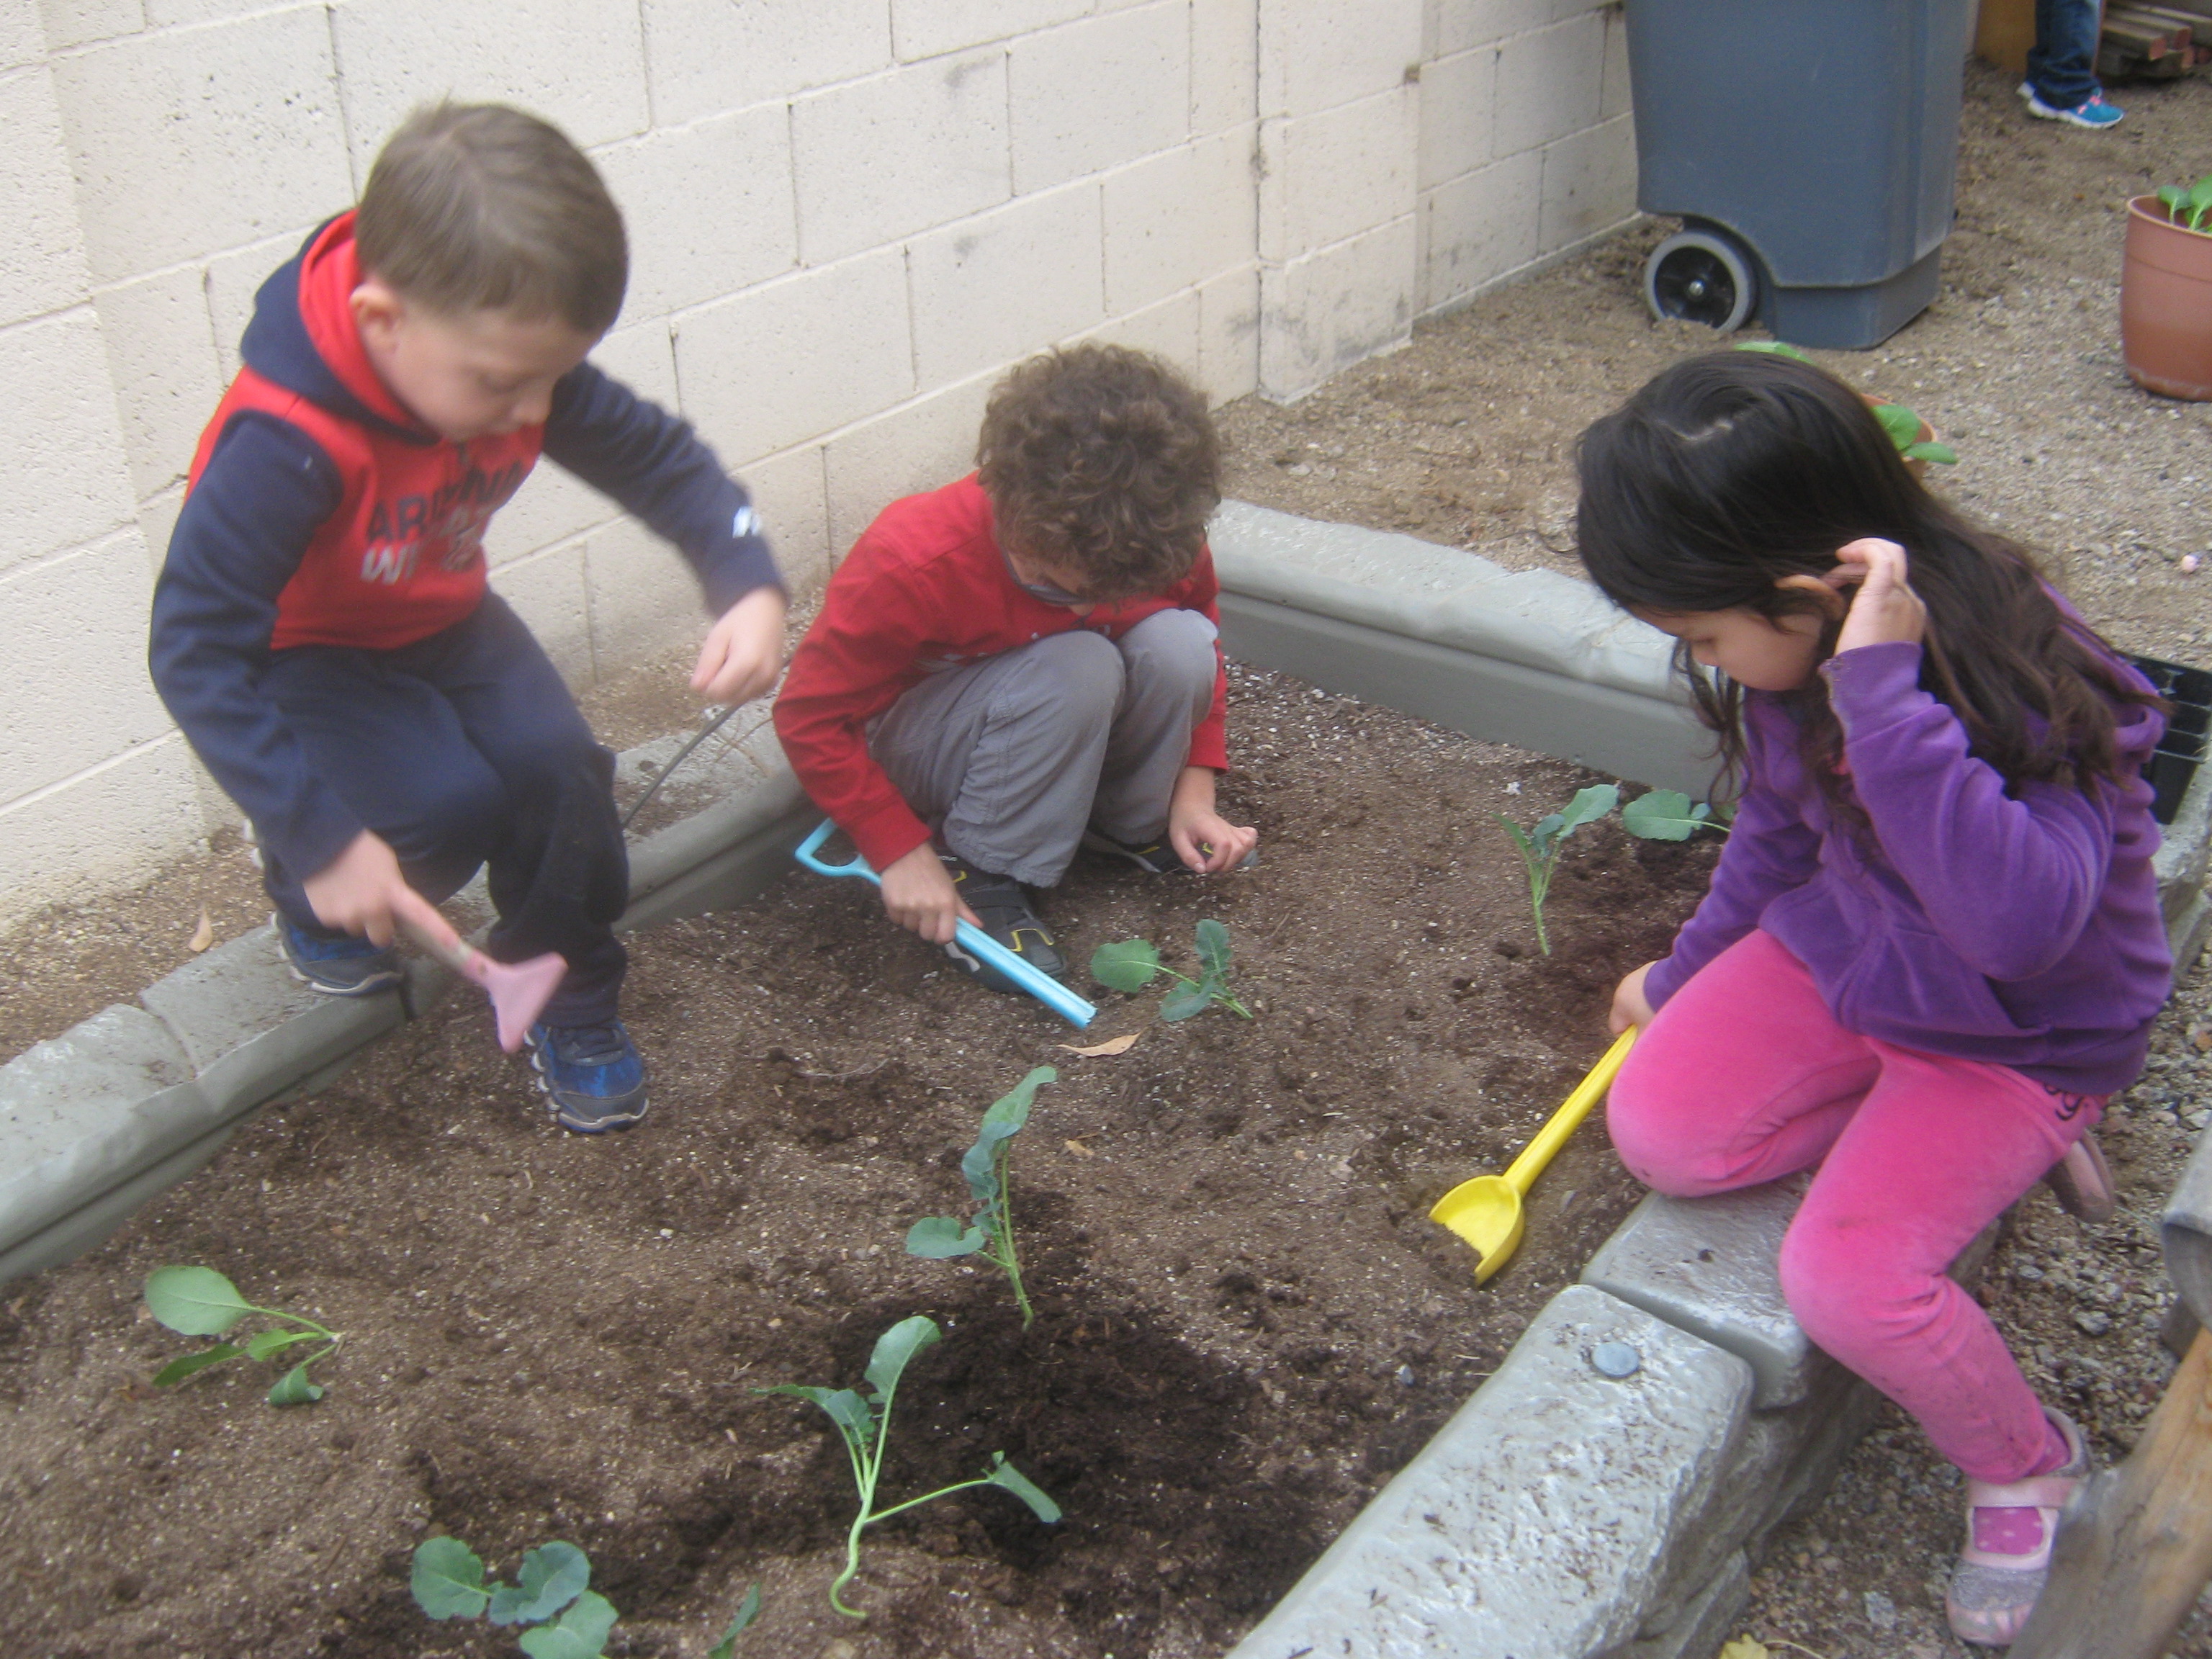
top-left (1619, 788), bottom-right (1728, 842)
top-left (1498, 783), bottom-right (1619, 956)
top-left (1089, 920), bottom-right (1252, 1020)
top-left (707, 1584), bottom-right (763, 1658)
top-left (757, 1315), bottom-right (1060, 1618)
top-left (907, 1066), bottom-right (1053, 1326)
top-left (1735, 341), bottom-right (1956, 465)
top-left (143, 1264), bottom-right (341, 1406)
top-left (410, 1537), bottom-right (621, 1658)
top-left (2156, 171), bottom-right (2212, 234)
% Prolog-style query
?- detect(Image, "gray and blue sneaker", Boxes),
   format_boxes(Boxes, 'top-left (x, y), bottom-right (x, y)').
top-left (524, 1020), bottom-right (650, 1133)
top-left (940, 854), bottom-right (1067, 993)
top-left (275, 913), bottom-right (405, 996)
top-left (1082, 829), bottom-right (1259, 874)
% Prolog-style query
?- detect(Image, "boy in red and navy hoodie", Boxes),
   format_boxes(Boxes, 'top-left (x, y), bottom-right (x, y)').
top-left (150, 103), bottom-right (786, 1133)
top-left (773, 346), bottom-right (1256, 994)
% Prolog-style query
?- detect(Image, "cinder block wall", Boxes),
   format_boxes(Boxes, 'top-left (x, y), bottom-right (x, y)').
top-left (0, 0), bottom-right (1635, 927)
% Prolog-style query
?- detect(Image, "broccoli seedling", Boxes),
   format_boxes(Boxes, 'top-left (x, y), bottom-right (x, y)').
top-left (1619, 788), bottom-right (1728, 842)
top-left (1735, 341), bottom-right (1956, 465)
top-left (907, 1066), bottom-right (1053, 1326)
top-left (411, 1537), bottom-right (620, 1659)
top-left (143, 1264), bottom-right (341, 1406)
top-left (757, 1315), bottom-right (1060, 1618)
top-left (708, 1584), bottom-right (763, 1657)
top-left (1498, 783), bottom-right (1618, 956)
top-left (2156, 172), bottom-right (2212, 233)
top-left (1089, 919), bottom-right (1251, 1020)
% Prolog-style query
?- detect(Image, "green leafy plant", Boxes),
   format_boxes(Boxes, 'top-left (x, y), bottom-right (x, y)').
top-left (757, 1315), bottom-right (1060, 1618)
top-left (2156, 171), bottom-right (2212, 233)
top-left (707, 1583), bottom-right (763, 1658)
top-left (1089, 919), bottom-right (1251, 1020)
top-left (907, 1066), bottom-right (1053, 1326)
top-left (1619, 788), bottom-right (1728, 842)
top-left (1735, 341), bottom-right (1956, 465)
top-left (411, 1537), bottom-right (620, 1658)
top-left (143, 1264), bottom-right (341, 1406)
top-left (1498, 783), bottom-right (1618, 956)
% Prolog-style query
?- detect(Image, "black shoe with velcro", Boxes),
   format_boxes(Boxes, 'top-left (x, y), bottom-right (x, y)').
top-left (940, 854), bottom-right (1066, 992)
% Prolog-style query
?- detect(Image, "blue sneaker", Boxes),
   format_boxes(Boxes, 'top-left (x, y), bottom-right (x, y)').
top-left (275, 913), bottom-right (404, 996)
top-left (524, 1020), bottom-right (649, 1133)
top-left (2023, 86), bottom-right (2124, 128)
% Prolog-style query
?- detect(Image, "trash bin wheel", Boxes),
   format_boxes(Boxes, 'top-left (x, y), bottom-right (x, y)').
top-left (1643, 230), bottom-right (1756, 333)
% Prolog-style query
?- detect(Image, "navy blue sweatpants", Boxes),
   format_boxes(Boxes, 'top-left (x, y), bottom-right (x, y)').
top-left (258, 594), bottom-right (629, 1025)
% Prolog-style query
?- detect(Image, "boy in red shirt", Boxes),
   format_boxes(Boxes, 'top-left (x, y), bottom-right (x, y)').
top-left (773, 345), bottom-right (1256, 992)
top-left (150, 104), bottom-right (787, 1132)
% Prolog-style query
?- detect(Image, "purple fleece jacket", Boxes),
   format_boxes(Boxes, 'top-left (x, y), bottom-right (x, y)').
top-left (1643, 641), bottom-right (2172, 1094)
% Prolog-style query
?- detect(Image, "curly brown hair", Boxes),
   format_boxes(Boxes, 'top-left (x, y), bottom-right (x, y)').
top-left (976, 345), bottom-right (1221, 601)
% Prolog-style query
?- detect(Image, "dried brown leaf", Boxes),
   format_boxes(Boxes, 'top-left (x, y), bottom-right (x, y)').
top-left (1059, 1033), bottom-right (1141, 1058)
top-left (187, 909), bottom-right (215, 953)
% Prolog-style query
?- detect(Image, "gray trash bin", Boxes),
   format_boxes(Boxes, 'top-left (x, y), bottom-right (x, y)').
top-left (1625, 0), bottom-right (1974, 349)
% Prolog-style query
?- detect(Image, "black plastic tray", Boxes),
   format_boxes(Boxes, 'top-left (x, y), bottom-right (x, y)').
top-left (2128, 653), bottom-right (2211, 825)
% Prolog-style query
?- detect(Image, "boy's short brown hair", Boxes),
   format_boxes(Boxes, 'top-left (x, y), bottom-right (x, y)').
top-left (976, 344), bottom-right (1221, 601)
top-left (355, 102), bottom-right (627, 336)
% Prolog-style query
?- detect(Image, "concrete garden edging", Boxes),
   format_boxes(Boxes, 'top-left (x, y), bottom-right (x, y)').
top-left (3, 503), bottom-right (2208, 1659)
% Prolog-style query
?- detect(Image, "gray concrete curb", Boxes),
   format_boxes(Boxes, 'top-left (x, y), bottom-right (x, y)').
top-left (5, 502), bottom-right (2208, 1659)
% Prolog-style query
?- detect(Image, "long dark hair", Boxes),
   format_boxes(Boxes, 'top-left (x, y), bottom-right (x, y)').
top-left (1574, 351), bottom-right (2154, 810)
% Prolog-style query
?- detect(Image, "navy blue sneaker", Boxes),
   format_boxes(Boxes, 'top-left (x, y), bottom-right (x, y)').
top-left (275, 913), bottom-right (404, 996)
top-left (524, 1020), bottom-right (649, 1133)
top-left (940, 854), bottom-right (1067, 993)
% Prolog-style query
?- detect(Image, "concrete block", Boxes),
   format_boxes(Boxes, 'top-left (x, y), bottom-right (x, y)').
top-left (791, 50), bottom-right (1010, 266)
top-left (92, 264), bottom-right (226, 500)
top-left (145, 0), bottom-right (299, 22)
top-left (621, 770), bottom-right (814, 932)
top-left (1582, 1180), bottom-right (1820, 1410)
top-left (489, 543), bottom-right (595, 686)
top-left (579, 516), bottom-right (701, 671)
top-left (673, 248), bottom-right (913, 467)
top-left (1539, 111), bottom-right (1637, 255)
top-left (734, 441), bottom-right (831, 596)
top-left (1629, 1550), bottom-right (1751, 1659)
top-left (139, 925), bottom-right (406, 1120)
top-left (37, 0), bottom-right (138, 50)
top-left (1601, 0), bottom-right (1631, 119)
top-left (1, 529), bottom-right (175, 803)
top-left (1493, 10), bottom-right (1603, 156)
top-left (1191, 0), bottom-right (1259, 133)
top-left (1429, 0), bottom-right (1550, 57)
top-left (1259, 84), bottom-right (1417, 261)
top-left (0, 736), bottom-right (205, 931)
top-left (1010, 2), bottom-right (1191, 194)
top-left (49, 9), bottom-right (351, 285)
top-left (1257, 213), bottom-right (1415, 402)
top-left (1416, 45), bottom-right (1496, 192)
top-left (204, 228), bottom-right (310, 377)
top-left (1198, 263), bottom-right (1262, 403)
top-left (909, 184), bottom-right (1105, 390)
top-left (892, 0), bottom-right (1089, 62)
top-left (0, 65), bottom-right (93, 328)
top-left (1258, 0), bottom-right (1423, 117)
top-left (332, 0), bottom-right (648, 182)
top-left (590, 105), bottom-right (796, 323)
top-left (0, 307), bottom-right (138, 574)
top-left (822, 368), bottom-right (998, 559)
top-left (138, 484), bottom-right (184, 583)
top-left (642, 0), bottom-right (889, 127)
top-left (2, 1), bottom-right (44, 67)
top-left (2153, 760), bottom-right (2212, 910)
top-left (1224, 1285), bottom-right (1755, 1659)
top-left (1103, 125), bottom-right (1259, 315)
top-left (1420, 147), bottom-right (1542, 314)
top-left (1078, 287), bottom-right (1202, 384)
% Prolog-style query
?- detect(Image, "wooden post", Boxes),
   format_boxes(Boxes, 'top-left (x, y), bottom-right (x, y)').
top-left (2008, 1327), bottom-right (2212, 1658)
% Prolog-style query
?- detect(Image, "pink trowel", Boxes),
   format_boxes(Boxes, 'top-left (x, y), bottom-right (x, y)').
top-left (390, 888), bottom-right (566, 1053)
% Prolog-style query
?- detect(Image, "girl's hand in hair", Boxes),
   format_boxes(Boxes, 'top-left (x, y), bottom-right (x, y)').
top-left (1827, 537), bottom-right (1925, 655)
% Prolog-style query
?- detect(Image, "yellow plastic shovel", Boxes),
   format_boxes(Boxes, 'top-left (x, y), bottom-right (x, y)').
top-left (1429, 1027), bottom-right (1637, 1284)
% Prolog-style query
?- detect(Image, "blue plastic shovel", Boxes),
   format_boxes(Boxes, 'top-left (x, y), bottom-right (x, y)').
top-left (793, 820), bottom-right (1097, 1028)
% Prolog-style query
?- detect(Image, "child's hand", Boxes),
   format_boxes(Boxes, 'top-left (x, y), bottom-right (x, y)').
top-left (1609, 961), bottom-right (1656, 1036)
top-left (1166, 765), bottom-right (1259, 873)
top-left (691, 585), bottom-right (788, 706)
top-left (302, 830), bottom-right (410, 946)
top-left (880, 842), bottom-right (981, 944)
top-left (1827, 538), bottom-right (1925, 655)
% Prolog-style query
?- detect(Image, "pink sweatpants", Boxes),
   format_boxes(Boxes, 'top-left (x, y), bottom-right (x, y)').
top-left (1609, 930), bottom-right (2097, 1483)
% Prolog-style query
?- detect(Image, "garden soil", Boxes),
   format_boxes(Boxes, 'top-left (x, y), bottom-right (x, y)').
top-left (0, 665), bottom-right (1717, 1658)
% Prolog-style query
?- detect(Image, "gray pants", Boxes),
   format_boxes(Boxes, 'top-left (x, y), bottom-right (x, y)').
top-left (869, 608), bottom-right (1219, 887)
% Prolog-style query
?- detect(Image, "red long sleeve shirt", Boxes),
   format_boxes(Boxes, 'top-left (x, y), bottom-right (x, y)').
top-left (773, 475), bottom-right (1230, 871)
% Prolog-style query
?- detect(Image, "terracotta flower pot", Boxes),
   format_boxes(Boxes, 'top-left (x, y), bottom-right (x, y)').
top-left (2122, 195), bottom-right (2212, 402)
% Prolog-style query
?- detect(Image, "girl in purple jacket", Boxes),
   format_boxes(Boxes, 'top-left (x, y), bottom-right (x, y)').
top-left (1576, 351), bottom-right (2170, 1645)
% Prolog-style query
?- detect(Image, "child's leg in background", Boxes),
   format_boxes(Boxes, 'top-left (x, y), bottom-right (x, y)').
top-left (1088, 609), bottom-right (1220, 845)
top-left (258, 595), bottom-right (629, 1025)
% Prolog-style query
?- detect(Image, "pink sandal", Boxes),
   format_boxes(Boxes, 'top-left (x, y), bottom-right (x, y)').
top-left (1945, 1410), bottom-right (2090, 1645)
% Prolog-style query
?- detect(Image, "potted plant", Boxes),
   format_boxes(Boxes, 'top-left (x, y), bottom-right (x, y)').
top-left (2122, 172), bottom-right (2212, 402)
